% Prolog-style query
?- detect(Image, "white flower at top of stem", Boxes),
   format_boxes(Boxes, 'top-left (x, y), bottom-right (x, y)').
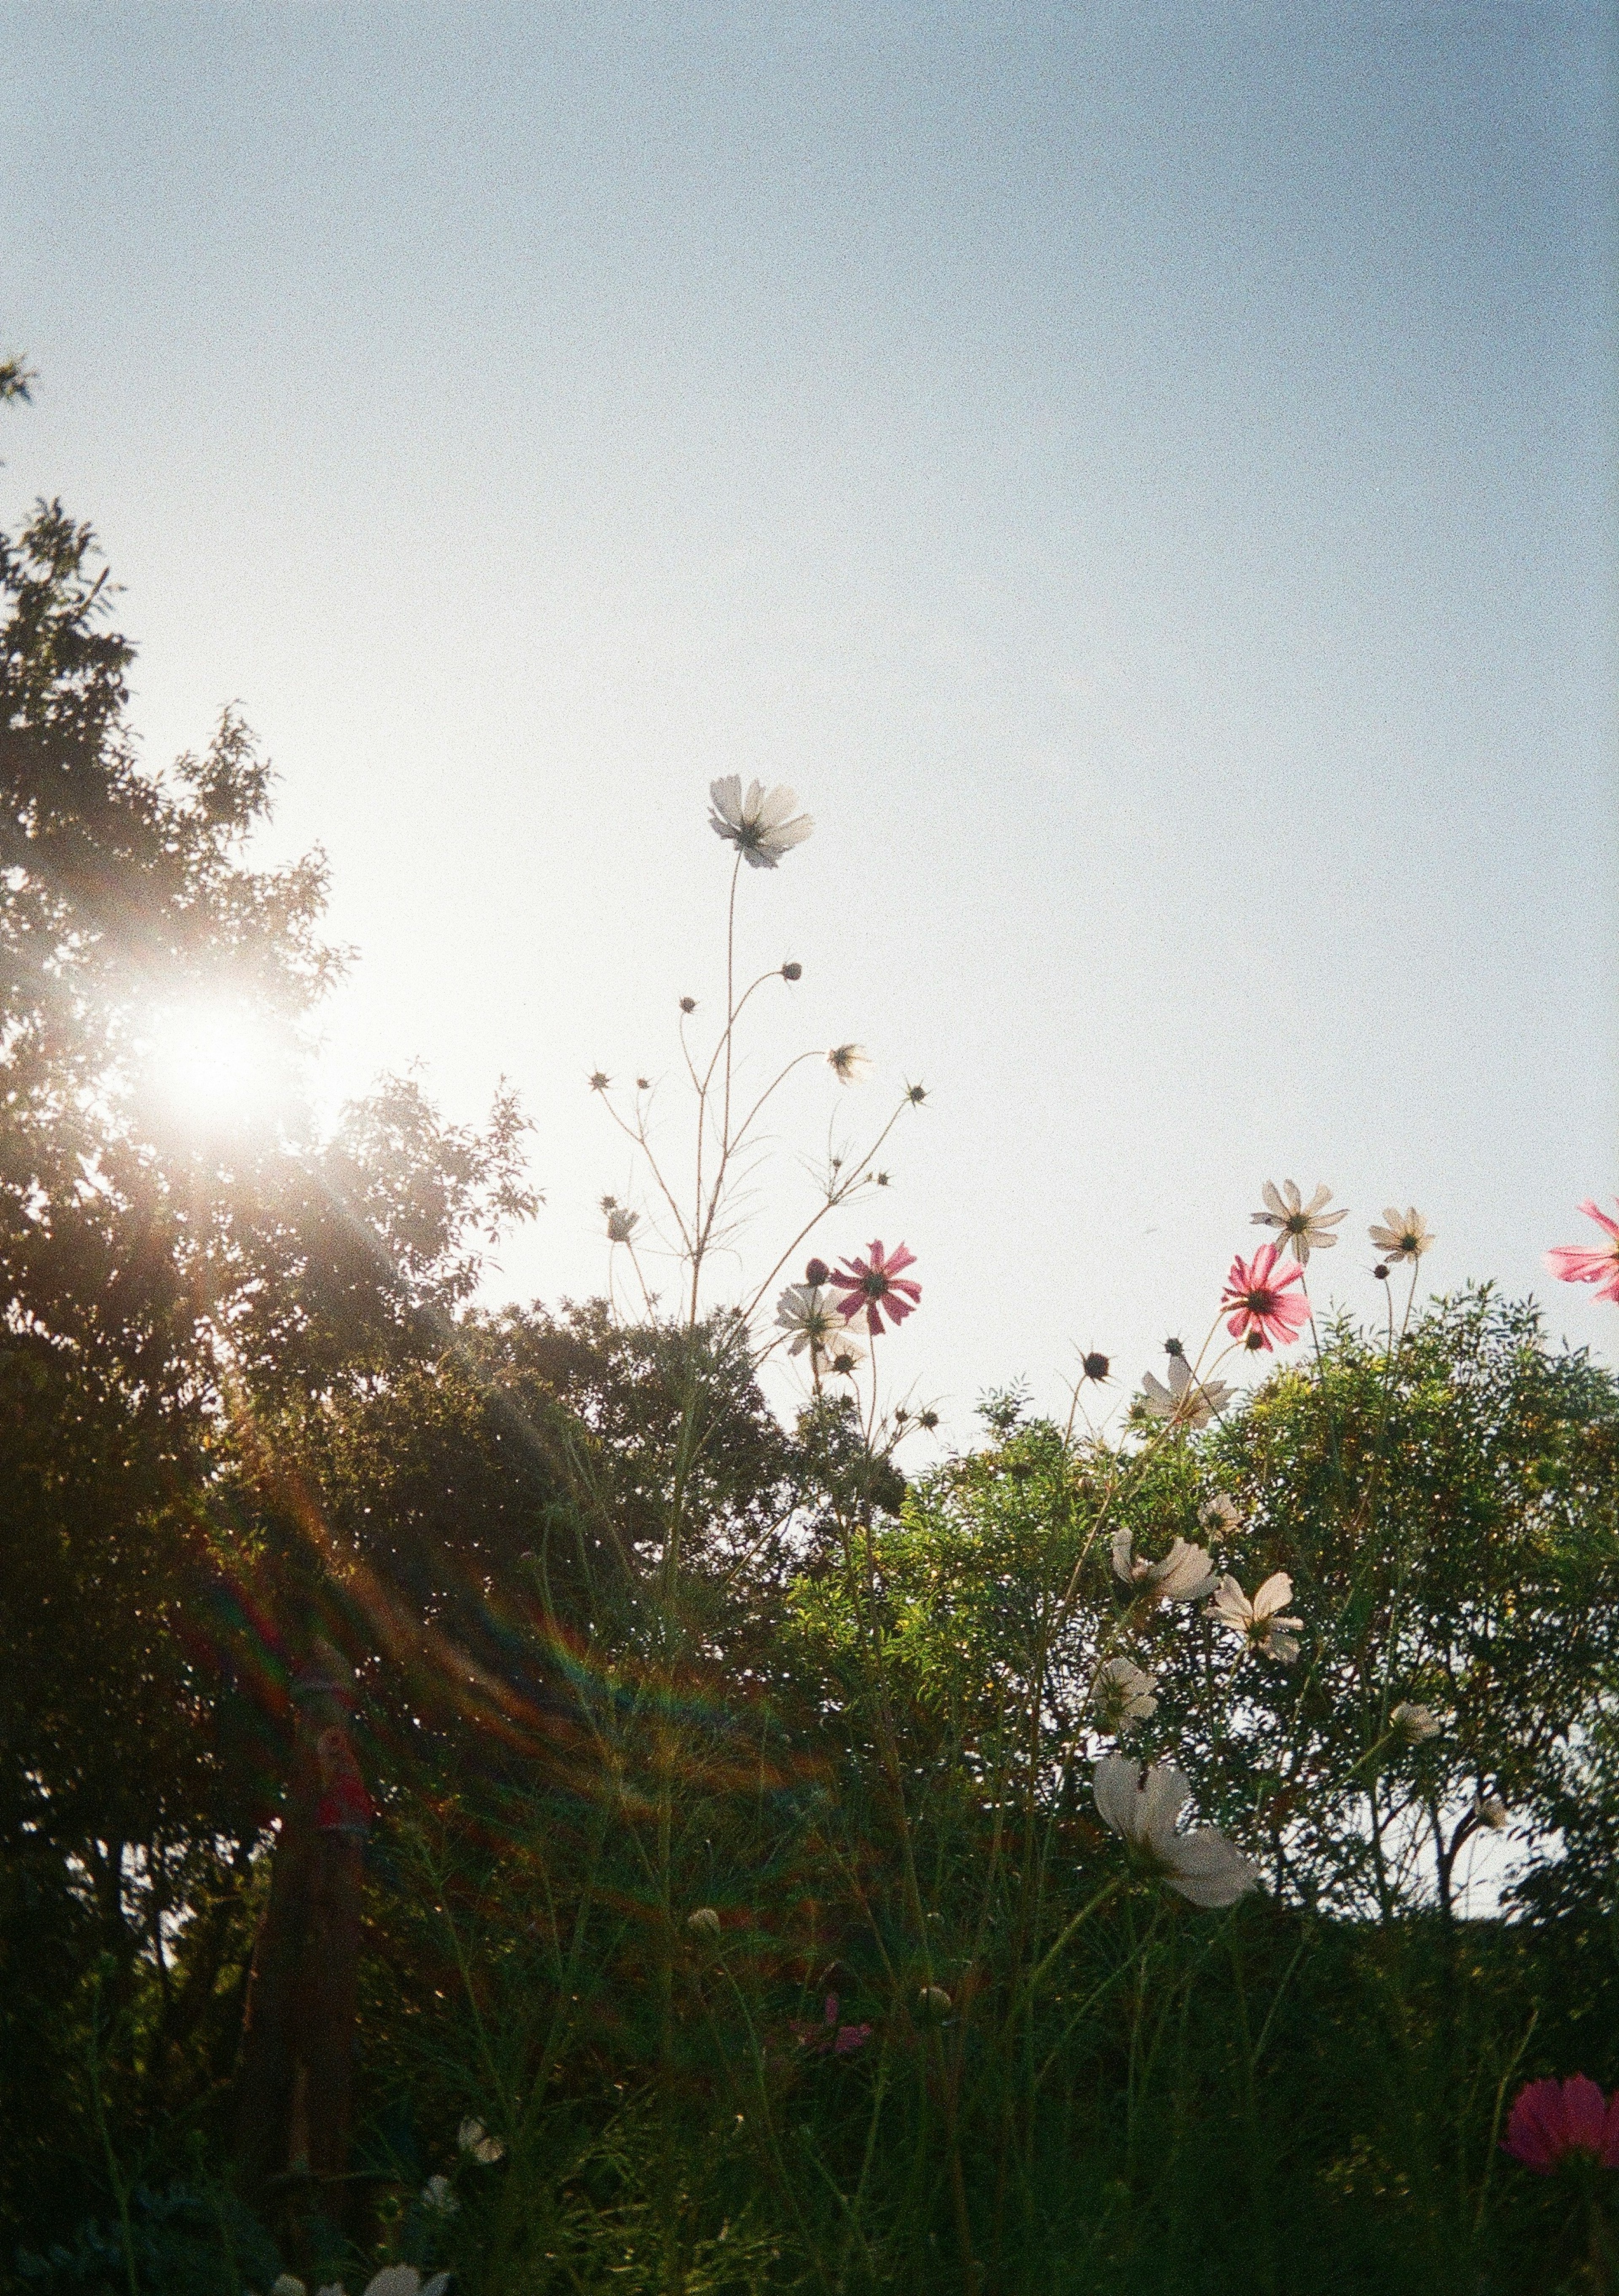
top-left (1140, 1356), bottom-right (1233, 1429)
top-left (1206, 1571), bottom-right (1304, 1662)
top-left (1091, 1656), bottom-right (1159, 1731)
top-left (708, 777), bottom-right (815, 869)
top-left (1093, 1756), bottom-right (1260, 1908)
top-left (1390, 1701), bottom-right (1442, 1743)
top-left (1251, 1179), bottom-right (1348, 1264)
top-left (1111, 1531), bottom-right (1219, 1604)
top-left (458, 2114), bottom-right (505, 2164)
top-left (827, 1042), bottom-right (872, 1085)
top-left (1368, 1206), bottom-right (1435, 1262)
top-left (776, 1283), bottom-right (865, 1376)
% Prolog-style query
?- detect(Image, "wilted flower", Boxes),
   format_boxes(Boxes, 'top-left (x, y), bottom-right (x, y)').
top-left (1368, 1206), bottom-right (1434, 1262)
top-left (828, 1241), bottom-right (922, 1336)
top-left (1140, 1356), bottom-right (1233, 1428)
top-left (1111, 1531), bottom-right (1218, 1604)
top-left (1251, 1179), bottom-right (1348, 1264)
top-left (606, 1207), bottom-right (639, 1244)
top-left (1206, 1572), bottom-right (1303, 1662)
top-left (459, 2115), bottom-right (505, 2164)
top-left (1546, 1200), bottom-right (1619, 1304)
top-left (708, 776), bottom-right (814, 867)
top-left (1390, 1701), bottom-right (1442, 1743)
top-left (1198, 1494), bottom-right (1244, 1536)
top-left (687, 1906), bottom-right (722, 1936)
top-left (1092, 1756), bottom-right (1260, 1908)
top-left (1502, 2075), bottom-right (1619, 2172)
top-left (420, 2173), bottom-right (458, 2215)
top-left (776, 1283), bottom-right (863, 1373)
top-left (1221, 1243), bottom-right (1311, 1350)
top-left (1091, 1656), bottom-right (1159, 1729)
top-left (827, 1042), bottom-right (872, 1085)
top-left (1475, 1791), bottom-right (1508, 1831)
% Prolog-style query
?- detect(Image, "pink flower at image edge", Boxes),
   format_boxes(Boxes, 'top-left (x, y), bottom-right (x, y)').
top-left (1502, 2075), bottom-right (1619, 2172)
top-left (1546, 1200), bottom-right (1619, 1305)
top-left (1219, 1241), bottom-right (1311, 1350)
top-left (829, 1241), bottom-right (922, 1336)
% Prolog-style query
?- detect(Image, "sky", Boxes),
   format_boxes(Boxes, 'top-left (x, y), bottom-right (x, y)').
top-left (3, 0), bottom-right (1616, 1443)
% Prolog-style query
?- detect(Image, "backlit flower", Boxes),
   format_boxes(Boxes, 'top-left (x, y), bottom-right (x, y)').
top-left (1140, 1356), bottom-right (1234, 1427)
top-left (1475, 1791), bottom-right (1508, 1831)
top-left (776, 1283), bottom-right (863, 1372)
top-left (1093, 1756), bottom-right (1260, 1908)
top-left (1091, 1656), bottom-right (1159, 1730)
top-left (828, 1241), bottom-right (921, 1335)
top-left (458, 2115), bottom-right (505, 2164)
top-left (1546, 1200), bottom-right (1619, 1304)
top-left (1251, 1179), bottom-right (1348, 1264)
top-left (1198, 1494), bottom-right (1244, 1536)
top-left (1220, 1242), bottom-right (1310, 1349)
top-left (1368, 1206), bottom-right (1434, 1263)
top-left (1111, 1531), bottom-right (1218, 1604)
top-left (708, 776), bottom-right (814, 868)
top-left (1206, 1571), bottom-right (1303, 1662)
top-left (1502, 2075), bottom-right (1619, 2172)
top-left (606, 1207), bottom-right (639, 1244)
top-left (827, 1042), bottom-right (872, 1085)
top-left (1390, 1701), bottom-right (1441, 1743)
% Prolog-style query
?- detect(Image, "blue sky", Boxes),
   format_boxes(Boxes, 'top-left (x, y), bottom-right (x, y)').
top-left (3, 2), bottom-right (1615, 1434)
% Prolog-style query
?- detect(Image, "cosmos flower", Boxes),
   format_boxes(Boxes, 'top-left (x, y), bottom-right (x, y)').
top-left (1140, 1356), bottom-right (1234, 1428)
top-left (1092, 1756), bottom-right (1260, 1909)
top-left (1198, 1494), bottom-right (1245, 1536)
top-left (708, 777), bottom-right (814, 868)
top-left (1251, 1179), bottom-right (1349, 1264)
top-left (827, 1042), bottom-right (873, 1085)
top-left (792, 1992), bottom-right (872, 2056)
top-left (775, 1283), bottom-right (864, 1372)
top-left (1546, 1200), bottom-right (1619, 1304)
top-left (1220, 1243), bottom-right (1311, 1350)
top-left (1111, 1531), bottom-right (1219, 1604)
top-left (1501, 2076), bottom-right (1619, 2172)
top-left (362, 2275), bottom-right (452, 2296)
top-left (420, 2173), bottom-right (458, 2215)
top-left (920, 1984), bottom-right (952, 2013)
top-left (1206, 1572), bottom-right (1303, 1662)
top-left (828, 1241), bottom-right (922, 1336)
top-left (458, 2115), bottom-right (505, 2164)
top-left (687, 1907), bottom-right (722, 1936)
top-left (1390, 1701), bottom-right (1442, 1743)
top-left (606, 1207), bottom-right (639, 1244)
top-left (1368, 1206), bottom-right (1435, 1263)
top-left (1091, 1656), bottom-right (1160, 1730)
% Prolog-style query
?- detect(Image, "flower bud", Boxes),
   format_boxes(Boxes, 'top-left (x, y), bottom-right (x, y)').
top-left (781, 961), bottom-right (803, 980)
top-left (1373, 1263), bottom-right (1390, 1280)
top-left (1082, 1351), bottom-right (1110, 1382)
top-left (679, 996), bottom-right (697, 1013)
top-left (1164, 1336), bottom-right (1185, 1359)
top-left (920, 1984), bottom-right (952, 2013)
top-left (805, 1258), bottom-right (830, 1286)
top-left (687, 1906), bottom-right (722, 1936)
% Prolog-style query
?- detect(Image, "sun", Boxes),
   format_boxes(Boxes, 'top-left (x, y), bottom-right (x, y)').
top-left (139, 998), bottom-right (289, 1137)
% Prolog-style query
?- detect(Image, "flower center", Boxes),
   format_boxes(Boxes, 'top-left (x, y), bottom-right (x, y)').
top-left (862, 1271), bottom-right (889, 1298)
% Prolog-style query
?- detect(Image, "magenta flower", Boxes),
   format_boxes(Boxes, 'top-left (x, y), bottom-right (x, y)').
top-left (1502, 2075), bottom-right (1619, 2172)
top-left (1220, 1242), bottom-right (1310, 1350)
top-left (791, 1992), bottom-right (872, 2057)
top-left (828, 1241), bottom-right (922, 1336)
top-left (1546, 1200), bottom-right (1619, 1305)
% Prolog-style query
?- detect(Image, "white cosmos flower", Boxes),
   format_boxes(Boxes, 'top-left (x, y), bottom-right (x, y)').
top-left (271, 2280), bottom-right (308, 2296)
top-left (1111, 1531), bottom-right (1219, 1604)
top-left (458, 2114), bottom-right (505, 2164)
top-left (776, 1284), bottom-right (863, 1373)
top-left (419, 2173), bottom-right (458, 2215)
top-left (1206, 1571), bottom-right (1303, 1662)
top-left (1368, 1206), bottom-right (1435, 1262)
top-left (1140, 1356), bottom-right (1233, 1428)
top-left (1090, 1656), bottom-right (1159, 1730)
top-left (363, 2274), bottom-right (452, 2296)
top-left (1251, 1179), bottom-right (1348, 1265)
top-left (708, 777), bottom-right (815, 868)
top-left (1198, 1494), bottom-right (1245, 1536)
top-left (1390, 1701), bottom-right (1442, 1743)
top-left (826, 1042), bottom-right (873, 1085)
top-left (1093, 1756), bottom-right (1260, 1908)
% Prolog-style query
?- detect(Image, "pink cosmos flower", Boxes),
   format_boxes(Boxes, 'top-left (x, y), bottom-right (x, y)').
top-left (1220, 1242), bottom-right (1310, 1350)
top-left (1546, 1200), bottom-right (1619, 1305)
top-left (1501, 2075), bottom-right (1619, 2172)
top-left (828, 1241), bottom-right (922, 1336)
top-left (791, 1992), bottom-right (872, 2056)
